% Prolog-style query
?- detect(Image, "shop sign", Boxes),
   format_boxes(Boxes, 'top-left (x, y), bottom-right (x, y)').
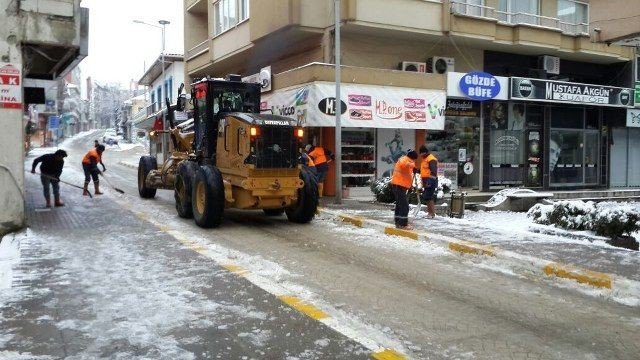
top-left (635, 81), bottom-right (640, 104)
top-left (511, 77), bottom-right (635, 108)
top-left (495, 135), bottom-right (520, 151)
top-left (447, 72), bottom-right (509, 100)
top-left (445, 99), bottom-right (480, 117)
top-left (627, 108), bottom-right (640, 127)
top-left (0, 62), bottom-right (22, 109)
top-left (262, 82), bottom-right (446, 130)
top-left (48, 116), bottom-right (60, 129)
top-left (458, 71), bottom-right (501, 101)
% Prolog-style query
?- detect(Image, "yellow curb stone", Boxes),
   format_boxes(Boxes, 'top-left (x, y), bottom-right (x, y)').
top-left (543, 263), bottom-right (612, 289)
top-left (339, 214), bottom-right (365, 227)
top-left (448, 241), bottom-right (495, 256)
top-left (278, 295), bottom-right (329, 320)
top-left (384, 227), bottom-right (418, 240)
top-left (371, 348), bottom-right (407, 360)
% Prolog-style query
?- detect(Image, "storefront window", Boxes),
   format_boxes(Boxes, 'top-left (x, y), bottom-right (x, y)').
top-left (428, 100), bottom-right (481, 189)
top-left (342, 128), bottom-right (375, 187)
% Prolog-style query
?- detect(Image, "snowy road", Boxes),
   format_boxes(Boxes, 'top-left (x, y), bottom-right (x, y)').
top-left (2, 131), bottom-right (639, 359)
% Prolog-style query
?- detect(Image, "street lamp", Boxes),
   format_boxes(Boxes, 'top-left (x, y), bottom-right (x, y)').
top-left (133, 19), bottom-right (171, 161)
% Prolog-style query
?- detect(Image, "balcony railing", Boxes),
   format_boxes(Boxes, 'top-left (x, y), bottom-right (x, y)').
top-left (451, 1), bottom-right (589, 36)
top-left (187, 40), bottom-right (209, 60)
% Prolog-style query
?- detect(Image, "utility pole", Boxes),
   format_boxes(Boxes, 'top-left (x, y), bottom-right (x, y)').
top-left (159, 20), bottom-right (170, 161)
top-left (334, 0), bottom-right (342, 204)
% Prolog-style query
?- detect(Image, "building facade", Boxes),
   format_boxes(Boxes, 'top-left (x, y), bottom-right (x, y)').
top-left (183, 0), bottom-right (635, 195)
top-left (0, 0), bottom-right (88, 234)
top-left (134, 54), bottom-right (185, 163)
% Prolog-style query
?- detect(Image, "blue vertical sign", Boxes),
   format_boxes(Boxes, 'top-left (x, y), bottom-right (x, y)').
top-left (48, 116), bottom-right (60, 129)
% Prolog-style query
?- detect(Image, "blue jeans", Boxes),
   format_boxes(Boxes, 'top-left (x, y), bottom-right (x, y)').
top-left (422, 177), bottom-right (438, 201)
top-left (41, 175), bottom-right (60, 199)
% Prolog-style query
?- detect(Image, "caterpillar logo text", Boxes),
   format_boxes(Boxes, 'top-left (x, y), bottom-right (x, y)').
top-left (263, 120), bottom-right (290, 126)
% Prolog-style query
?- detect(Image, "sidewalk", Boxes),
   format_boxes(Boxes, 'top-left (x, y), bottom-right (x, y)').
top-left (320, 197), bottom-right (640, 285)
top-left (0, 175), bottom-right (371, 359)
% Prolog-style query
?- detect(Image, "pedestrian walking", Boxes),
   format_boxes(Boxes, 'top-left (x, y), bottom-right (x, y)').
top-left (419, 145), bottom-right (438, 218)
top-left (305, 144), bottom-right (334, 197)
top-left (82, 144), bottom-right (106, 196)
top-left (391, 149), bottom-right (418, 229)
top-left (31, 149), bottom-right (68, 207)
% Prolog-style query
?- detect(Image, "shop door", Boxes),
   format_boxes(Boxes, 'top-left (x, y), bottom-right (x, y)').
top-left (611, 127), bottom-right (640, 187)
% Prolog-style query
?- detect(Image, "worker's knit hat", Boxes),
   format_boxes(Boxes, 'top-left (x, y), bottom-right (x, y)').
top-left (407, 149), bottom-right (418, 159)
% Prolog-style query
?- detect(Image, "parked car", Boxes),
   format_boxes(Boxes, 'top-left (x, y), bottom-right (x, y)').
top-left (103, 130), bottom-right (119, 145)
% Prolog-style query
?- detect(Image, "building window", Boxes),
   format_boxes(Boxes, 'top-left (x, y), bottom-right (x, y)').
top-left (157, 87), bottom-right (162, 110)
top-left (558, 0), bottom-right (588, 33)
top-left (452, 0), bottom-right (484, 17)
top-left (151, 93), bottom-right (155, 112)
top-left (498, 0), bottom-right (539, 25)
top-left (214, 0), bottom-right (249, 36)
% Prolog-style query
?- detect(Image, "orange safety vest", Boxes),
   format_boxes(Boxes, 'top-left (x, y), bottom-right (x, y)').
top-left (308, 147), bottom-right (327, 166)
top-left (420, 153), bottom-right (438, 179)
top-left (391, 155), bottom-right (415, 189)
top-left (82, 148), bottom-right (101, 165)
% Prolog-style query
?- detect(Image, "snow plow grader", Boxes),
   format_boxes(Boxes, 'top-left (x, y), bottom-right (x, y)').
top-left (137, 76), bottom-right (318, 228)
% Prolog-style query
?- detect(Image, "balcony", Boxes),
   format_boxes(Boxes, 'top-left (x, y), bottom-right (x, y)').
top-left (450, 1), bottom-right (588, 36)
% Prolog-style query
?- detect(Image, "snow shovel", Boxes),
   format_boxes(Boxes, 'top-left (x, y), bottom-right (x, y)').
top-left (99, 172), bottom-right (125, 194)
top-left (35, 172), bottom-right (92, 198)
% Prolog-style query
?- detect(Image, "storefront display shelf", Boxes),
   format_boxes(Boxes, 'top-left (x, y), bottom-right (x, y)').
top-left (341, 144), bottom-right (375, 148)
top-left (342, 160), bottom-right (375, 163)
top-left (341, 174), bottom-right (375, 177)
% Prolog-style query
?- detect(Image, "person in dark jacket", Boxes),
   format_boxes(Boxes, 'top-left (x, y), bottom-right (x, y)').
top-left (31, 149), bottom-right (68, 207)
top-left (82, 145), bottom-right (106, 195)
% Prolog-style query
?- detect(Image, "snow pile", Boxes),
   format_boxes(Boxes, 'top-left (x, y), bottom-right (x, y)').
top-left (485, 188), bottom-right (524, 207)
top-left (528, 200), bottom-right (640, 242)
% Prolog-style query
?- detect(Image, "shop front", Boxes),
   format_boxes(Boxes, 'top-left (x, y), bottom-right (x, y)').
top-left (261, 81), bottom-right (446, 196)
top-left (494, 77), bottom-right (636, 190)
top-left (610, 108), bottom-right (640, 187)
top-left (442, 72), bottom-right (509, 190)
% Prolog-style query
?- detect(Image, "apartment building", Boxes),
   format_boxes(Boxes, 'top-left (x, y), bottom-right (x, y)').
top-left (0, 0), bottom-right (88, 234)
top-left (134, 54), bottom-right (185, 163)
top-left (183, 0), bottom-right (635, 195)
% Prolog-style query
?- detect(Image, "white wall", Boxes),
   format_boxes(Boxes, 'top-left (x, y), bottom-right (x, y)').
top-left (0, 0), bottom-right (26, 234)
top-left (149, 61), bottom-right (185, 107)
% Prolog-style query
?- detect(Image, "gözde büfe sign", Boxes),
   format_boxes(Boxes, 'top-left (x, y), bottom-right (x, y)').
top-left (511, 77), bottom-right (635, 108)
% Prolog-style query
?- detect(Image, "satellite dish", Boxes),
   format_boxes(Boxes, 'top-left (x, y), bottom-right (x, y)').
top-left (259, 67), bottom-right (271, 91)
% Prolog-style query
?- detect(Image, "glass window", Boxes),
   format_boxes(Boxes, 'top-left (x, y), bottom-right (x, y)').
top-left (550, 130), bottom-right (584, 184)
top-left (558, 0), bottom-right (588, 24)
top-left (214, 0), bottom-right (247, 36)
top-left (486, 102), bottom-right (525, 186)
top-left (499, 0), bottom-right (539, 25)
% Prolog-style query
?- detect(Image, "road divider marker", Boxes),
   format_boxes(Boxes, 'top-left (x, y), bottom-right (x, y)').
top-left (278, 295), bottom-right (329, 320)
top-left (372, 348), bottom-right (407, 360)
top-left (384, 227), bottom-right (418, 240)
top-left (339, 214), bottom-right (365, 227)
top-left (222, 264), bottom-right (249, 276)
top-left (543, 263), bottom-right (612, 289)
top-left (448, 241), bottom-right (495, 257)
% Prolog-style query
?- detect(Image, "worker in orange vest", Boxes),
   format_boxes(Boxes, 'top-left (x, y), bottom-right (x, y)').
top-left (305, 144), bottom-right (334, 197)
top-left (82, 144), bottom-right (106, 196)
top-left (419, 145), bottom-right (439, 219)
top-left (299, 148), bottom-right (318, 181)
top-left (390, 149), bottom-right (418, 229)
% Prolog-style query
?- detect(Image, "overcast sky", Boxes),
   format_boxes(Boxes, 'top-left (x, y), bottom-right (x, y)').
top-left (79, 0), bottom-right (184, 89)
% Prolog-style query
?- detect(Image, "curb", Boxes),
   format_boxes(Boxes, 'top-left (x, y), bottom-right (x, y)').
top-left (322, 208), bottom-right (638, 296)
top-left (118, 161), bottom-right (137, 170)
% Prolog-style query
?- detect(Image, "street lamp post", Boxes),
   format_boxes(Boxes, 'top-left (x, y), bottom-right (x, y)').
top-left (133, 19), bottom-right (171, 161)
top-left (334, 0), bottom-right (342, 204)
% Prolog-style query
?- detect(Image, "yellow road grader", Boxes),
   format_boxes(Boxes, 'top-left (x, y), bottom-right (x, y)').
top-left (137, 76), bottom-right (318, 228)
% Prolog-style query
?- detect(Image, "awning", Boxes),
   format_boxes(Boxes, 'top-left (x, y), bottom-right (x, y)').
top-left (261, 81), bottom-right (446, 130)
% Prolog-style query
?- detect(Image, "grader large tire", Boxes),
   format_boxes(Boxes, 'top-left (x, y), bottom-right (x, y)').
top-left (192, 165), bottom-right (225, 228)
top-left (285, 168), bottom-right (319, 224)
top-left (263, 208), bottom-right (285, 216)
top-left (174, 161), bottom-right (199, 218)
top-left (138, 156), bottom-right (157, 199)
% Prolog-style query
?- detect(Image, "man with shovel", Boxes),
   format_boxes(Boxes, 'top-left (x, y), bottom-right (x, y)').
top-left (82, 144), bottom-right (106, 196)
top-left (31, 149), bottom-right (68, 207)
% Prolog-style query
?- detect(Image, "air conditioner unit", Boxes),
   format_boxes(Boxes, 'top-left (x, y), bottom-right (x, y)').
top-left (427, 57), bottom-right (455, 74)
top-left (539, 55), bottom-right (560, 75)
top-left (399, 61), bottom-right (427, 73)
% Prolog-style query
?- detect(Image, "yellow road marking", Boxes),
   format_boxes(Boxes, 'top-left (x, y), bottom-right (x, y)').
top-left (448, 241), bottom-right (495, 257)
top-left (384, 227), bottom-right (418, 240)
top-left (543, 263), bottom-right (612, 289)
top-left (221, 264), bottom-right (249, 275)
top-left (278, 295), bottom-right (329, 320)
top-left (371, 348), bottom-right (407, 360)
top-left (339, 214), bottom-right (365, 227)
